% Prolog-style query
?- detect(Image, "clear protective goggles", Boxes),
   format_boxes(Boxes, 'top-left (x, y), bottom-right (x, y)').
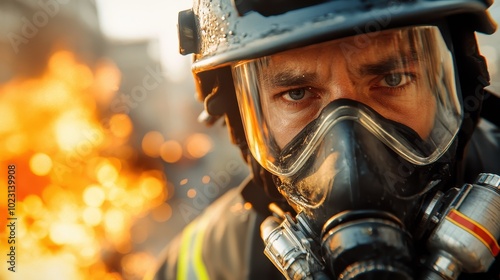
top-left (231, 26), bottom-right (461, 178)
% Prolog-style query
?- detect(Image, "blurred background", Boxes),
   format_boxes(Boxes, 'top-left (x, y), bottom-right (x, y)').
top-left (0, 1), bottom-right (498, 280)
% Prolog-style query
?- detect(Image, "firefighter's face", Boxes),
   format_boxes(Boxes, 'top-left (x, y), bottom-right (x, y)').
top-left (232, 26), bottom-right (460, 176)
top-left (257, 31), bottom-right (437, 148)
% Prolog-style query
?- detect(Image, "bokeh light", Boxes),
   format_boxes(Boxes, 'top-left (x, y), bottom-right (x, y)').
top-left (187, 188), bottom-right (197, 198)
top-left (185, 133), bottom-right (213, 159)
top-left (202, 175), bottom-right (211, 184)
top-left (151, 203), bottom-right (173, 223)
top-left (0, 48), bottom-right (168, 280)
top-left (109, 114), bottom-right (134, 138)
top-left (29, 153), bottom-right (53, 176)
top-left (83, 185), bottom-right (106, 207)
top-left (160, 140), bottom-right (183, 163)
top-left (141, 131), bottom-right (164, 158)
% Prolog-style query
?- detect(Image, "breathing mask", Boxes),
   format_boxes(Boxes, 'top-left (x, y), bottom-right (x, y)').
top-left (230, 25), bottom-right (500, 279)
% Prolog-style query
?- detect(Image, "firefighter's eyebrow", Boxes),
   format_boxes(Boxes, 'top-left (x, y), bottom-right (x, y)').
top-left (266, 70), bottom-right (319, 88)
top-left (359, 51), bottom-right (419, 75)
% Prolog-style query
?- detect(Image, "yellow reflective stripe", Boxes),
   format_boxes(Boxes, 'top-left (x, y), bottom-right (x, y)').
top-left (193, 222), bottom-right (209, 280)
top-left (177, 222), bottom-right (210, 280)
top-left (177, 222), bottom-right (194, 280)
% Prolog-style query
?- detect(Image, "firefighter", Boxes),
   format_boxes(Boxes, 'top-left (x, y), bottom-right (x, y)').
top-left (152, 0), bottom-right (500, 279)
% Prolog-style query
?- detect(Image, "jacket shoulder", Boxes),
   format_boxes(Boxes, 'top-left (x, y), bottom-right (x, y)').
top-left (149, 177), bottom-right (281, 280)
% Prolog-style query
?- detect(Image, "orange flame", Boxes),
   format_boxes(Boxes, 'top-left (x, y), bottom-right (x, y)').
top-left (0, 49), bottom-right (167, 279)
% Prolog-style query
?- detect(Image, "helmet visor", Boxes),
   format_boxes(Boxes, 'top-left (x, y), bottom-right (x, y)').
top-left (231, 26), bottom-right (461, 177)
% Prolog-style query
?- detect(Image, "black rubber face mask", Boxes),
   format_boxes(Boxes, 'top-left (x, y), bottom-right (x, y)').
top-left (274, 99), bottom-right (455, 234)
top-left (267, 100), bottom-right (457, 279)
